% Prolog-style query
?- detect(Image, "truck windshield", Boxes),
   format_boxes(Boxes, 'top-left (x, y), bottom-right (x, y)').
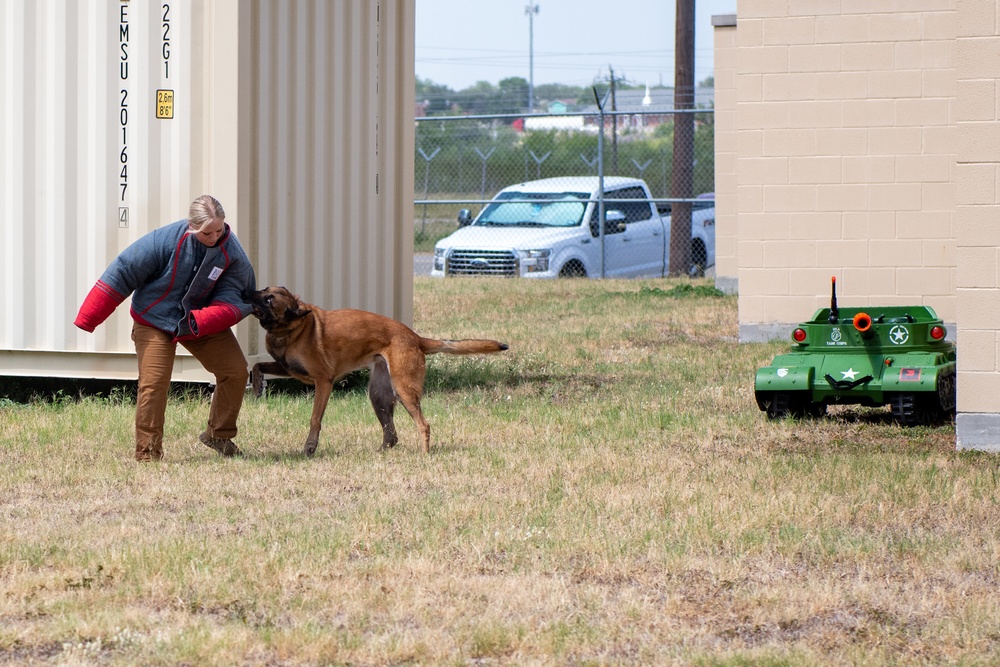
top-left (476, 192), bottom-right (588, 227)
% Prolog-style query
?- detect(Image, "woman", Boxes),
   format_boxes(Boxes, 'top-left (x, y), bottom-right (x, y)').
top-left (74, 195), bottom-right (256, 461)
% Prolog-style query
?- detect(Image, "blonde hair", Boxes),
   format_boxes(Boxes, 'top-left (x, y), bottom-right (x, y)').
top-left (188, 195), bottom-right (226, 231)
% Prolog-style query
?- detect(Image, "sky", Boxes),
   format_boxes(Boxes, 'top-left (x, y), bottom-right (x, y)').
top-left (415, 0), bottom-right (738, 91)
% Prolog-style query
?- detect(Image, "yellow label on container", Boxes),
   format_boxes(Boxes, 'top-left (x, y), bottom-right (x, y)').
top-left (156, 89), bottom-right (174, 119)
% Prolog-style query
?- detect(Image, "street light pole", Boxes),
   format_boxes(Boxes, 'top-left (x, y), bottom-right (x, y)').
top-left (525, 3), bottom-right (539, 112)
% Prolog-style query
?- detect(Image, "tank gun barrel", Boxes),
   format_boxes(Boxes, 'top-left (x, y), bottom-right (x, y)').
top-left (853, 312), bottom-right (874, 338)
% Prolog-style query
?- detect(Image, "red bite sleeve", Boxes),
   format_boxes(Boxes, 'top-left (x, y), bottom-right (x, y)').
top-left (74, 282), bottom-right (125, 332)
top-left (191, 303), bottom-right (242, 337)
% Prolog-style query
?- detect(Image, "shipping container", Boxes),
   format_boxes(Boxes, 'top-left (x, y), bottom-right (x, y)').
top-left (0, 0), bottom-right (416, 382)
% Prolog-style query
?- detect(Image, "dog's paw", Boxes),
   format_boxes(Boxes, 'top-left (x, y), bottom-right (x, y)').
top-left (250, 365), bottom-right (266, 397)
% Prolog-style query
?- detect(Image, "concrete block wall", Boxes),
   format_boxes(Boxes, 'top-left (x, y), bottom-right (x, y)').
top-left (732, 1), bottom-right (957, 343)
top-left (956, 0), bottom-right (1000, 449)
top-left (712, 14), bottom-right (738, 295)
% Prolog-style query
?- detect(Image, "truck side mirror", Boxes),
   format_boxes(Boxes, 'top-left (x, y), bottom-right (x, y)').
top-left (457, 209), bottom-right (473, 227)
top-left (605, 210), bottom-right (626, 234)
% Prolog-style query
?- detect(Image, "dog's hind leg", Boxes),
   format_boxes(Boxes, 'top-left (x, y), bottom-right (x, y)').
top-left (369, 356), bottom-right (399, 450)
top-left (305, 378), bottom-right (335, 457)
top-left (397, 393), bottom-right (431, 454)
top-left (387, 355), bottom-right (431, 453)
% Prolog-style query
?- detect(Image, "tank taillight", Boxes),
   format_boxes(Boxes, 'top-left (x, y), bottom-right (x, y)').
top-left (930, 325), bottom-right (946, 341)
top-left (792, 328), bottom-right (807, 343)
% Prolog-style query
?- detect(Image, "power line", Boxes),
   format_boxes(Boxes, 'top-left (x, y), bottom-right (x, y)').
top-left (416, 46), bottom-right (715, 59)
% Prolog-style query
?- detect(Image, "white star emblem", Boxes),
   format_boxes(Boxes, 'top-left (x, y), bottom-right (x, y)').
top-left (889, 325), bottom-right (909, 345)
top-left (841, 368), bottom-right (859, 381)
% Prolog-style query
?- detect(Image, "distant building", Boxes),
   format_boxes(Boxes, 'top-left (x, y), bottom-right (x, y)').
top-left (512, 86), bottom-right (714, 133)
top-left (580, 85), bottom-right (714, 129)
top-left (524, 114), bottom-right (586, 131)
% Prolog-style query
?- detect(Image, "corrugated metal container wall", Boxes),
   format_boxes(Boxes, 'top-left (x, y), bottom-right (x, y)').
top-left (0, 0), bottom-right (416, 379)
top-left (239, 0), bottom-right (416, 363)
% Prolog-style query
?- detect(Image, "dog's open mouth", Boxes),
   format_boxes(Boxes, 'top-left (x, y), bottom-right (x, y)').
top-left (244, 291), bottom-right (267, 319)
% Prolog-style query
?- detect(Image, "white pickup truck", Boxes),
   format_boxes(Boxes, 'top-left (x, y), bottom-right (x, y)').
top-left (430, 176), bottom-right (714, 279)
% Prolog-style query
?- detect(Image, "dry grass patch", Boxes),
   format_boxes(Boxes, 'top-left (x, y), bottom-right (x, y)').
top-left (2, 277), bottom-right (1000, 665)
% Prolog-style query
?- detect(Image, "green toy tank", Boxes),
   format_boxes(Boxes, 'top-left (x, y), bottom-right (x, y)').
top-left (755, 277), bottom-right (956, 426)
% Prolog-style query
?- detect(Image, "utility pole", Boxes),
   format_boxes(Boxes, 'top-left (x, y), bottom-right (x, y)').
top-left (669, 0), bottom-right (695, 276)
top-left (525, 4), bottom-right (539, 113)
top-left (609, 65), bottom-right (619, 173)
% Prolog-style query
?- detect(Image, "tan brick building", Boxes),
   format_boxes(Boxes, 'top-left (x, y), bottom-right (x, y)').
top-left (713, 1), bottom-right (1000, 450)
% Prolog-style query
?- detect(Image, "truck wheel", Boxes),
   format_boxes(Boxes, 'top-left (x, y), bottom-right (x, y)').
top-left (559, 260), bottom-right (587, 278)
top-left (690, 239), bottom-right (707, 277)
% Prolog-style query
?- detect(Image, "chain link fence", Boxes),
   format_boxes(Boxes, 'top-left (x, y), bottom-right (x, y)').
top-left (413, 109), bottom-right (716, 278)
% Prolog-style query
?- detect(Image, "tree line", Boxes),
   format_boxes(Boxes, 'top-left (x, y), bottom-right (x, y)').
top-left (416, 75), bottom-right (715, 116)
top-left (414, 113), bottom-right (716, 199)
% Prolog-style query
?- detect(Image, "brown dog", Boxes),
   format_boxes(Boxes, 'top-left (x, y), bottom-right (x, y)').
top-left (245, 286), bottom-right (509, 455)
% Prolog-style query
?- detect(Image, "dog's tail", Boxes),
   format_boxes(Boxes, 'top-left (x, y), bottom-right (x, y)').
top-left (420, 337), bottom-right (509, 356)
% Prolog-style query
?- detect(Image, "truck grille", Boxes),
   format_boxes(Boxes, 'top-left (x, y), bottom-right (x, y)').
top-left (446, 249), bottom-right (518, 276)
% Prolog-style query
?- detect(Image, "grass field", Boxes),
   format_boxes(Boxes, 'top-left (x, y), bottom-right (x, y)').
top-left (1, 277), bottom-right (997, 666)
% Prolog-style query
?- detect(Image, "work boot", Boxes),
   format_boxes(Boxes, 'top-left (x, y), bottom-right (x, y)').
top-left (199, 431), bottom-right (243, 458)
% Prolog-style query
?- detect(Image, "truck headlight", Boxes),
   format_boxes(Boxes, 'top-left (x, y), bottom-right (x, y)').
top-left (433, 248), bottom-right (446, 271)
top-left (524, 248), bottom-right (551, 273)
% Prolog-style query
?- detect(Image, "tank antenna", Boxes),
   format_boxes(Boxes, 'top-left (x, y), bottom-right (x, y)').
top-left (828, 276), bottom-right (839, 324)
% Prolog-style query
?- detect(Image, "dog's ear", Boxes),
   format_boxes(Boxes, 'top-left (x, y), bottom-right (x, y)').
top-left (284, 305), bottom-right (310, 321)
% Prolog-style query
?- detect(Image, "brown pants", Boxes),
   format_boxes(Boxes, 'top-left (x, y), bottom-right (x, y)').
top-left (131, 322), bottom-right (249, 460)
